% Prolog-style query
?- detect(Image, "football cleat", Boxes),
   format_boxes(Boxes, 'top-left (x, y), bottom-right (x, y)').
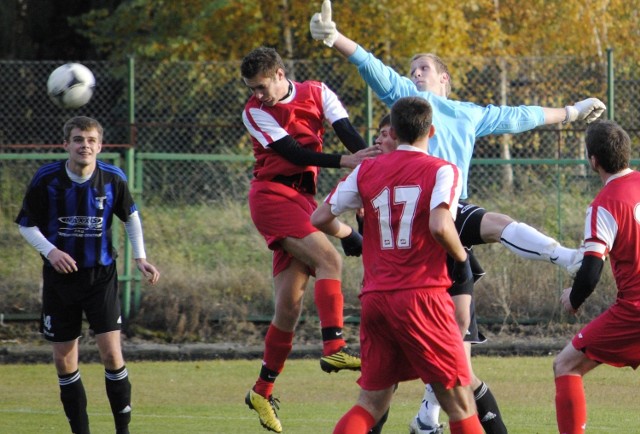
top-left (409, 416), bottom-right (444, 434)
top-left (320, 346), bottom-right (361, 373)
top-left (245, 390), bottom-right (282, 433)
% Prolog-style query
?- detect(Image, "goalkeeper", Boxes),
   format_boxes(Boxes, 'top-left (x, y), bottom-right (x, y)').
top-left (309, 1), bottom-right (606, 434)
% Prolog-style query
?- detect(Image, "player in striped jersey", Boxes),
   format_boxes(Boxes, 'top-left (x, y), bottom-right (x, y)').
top-left (16, 116), bottom-right (160, 434)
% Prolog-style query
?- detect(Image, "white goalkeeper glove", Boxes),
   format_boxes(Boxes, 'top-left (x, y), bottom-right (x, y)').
top-left (564, 98), bottom-right (606, 124)
top-left (310, 0), bottom-right (338, 47)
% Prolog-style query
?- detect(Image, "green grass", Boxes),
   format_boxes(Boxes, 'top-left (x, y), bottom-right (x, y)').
top-left (0, 356), bottom-right (638, 433)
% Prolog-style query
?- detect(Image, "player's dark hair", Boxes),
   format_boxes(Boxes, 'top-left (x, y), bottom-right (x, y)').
top-left (63, 116), bottom-right (103, 143)
top-left (390, 97), bottom-right (433, 145)
top-left (378, 113), bottom-right (391, 130)
top-left (241, 46), bottom-right (286, 80)
top-left (585, 120), bottom-right (630, 173)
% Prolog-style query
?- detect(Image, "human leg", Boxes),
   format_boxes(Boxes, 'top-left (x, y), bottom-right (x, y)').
top-left (482, 212), bottom-right (578, 268)
top-left (430, 382), bottom-right (483, 434)
top-left (409, 383), bottom-right (444, 433)
top-left (413, 293), bottom-right (507, 433)
top-left (409, 289), bottom-right (472, 432)
top-left (53, 340), bottom-right (90, 434)
top-left (80, 264), bottom-right (131, 434)
top-left (464, 342), bottom-right (507, 434)
top-left (282, 232), bottom-right (360, 370)
top-left (458, 294), bottom-right (508, 434)
top-left (44, 267), bottom-right (91, 434)
top-left (553, 343), bottom-right (599, 434)
top-left (334, 387), bottom-right (395, 434)
top-left (247, 258), bottom-right (309, 433)
top-left (96, 331), bottom-right (131, 434)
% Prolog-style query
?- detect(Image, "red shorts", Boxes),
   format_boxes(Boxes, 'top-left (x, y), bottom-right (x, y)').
top-left (357, 288), bottom-right (471, 391)
top-left (249, 180), bottom-right (318, 276)
top-left (572, 298), bottom-right (640, 369)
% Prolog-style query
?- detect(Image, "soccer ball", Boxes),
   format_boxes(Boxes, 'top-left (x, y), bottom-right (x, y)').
top-left (47, 63), bottom-right (95, 109)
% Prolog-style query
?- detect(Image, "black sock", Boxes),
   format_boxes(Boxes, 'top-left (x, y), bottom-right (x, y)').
top-left (259, 365), bottom-right (279, 383)
top-left (474, 382), bottom-right (508, 434)
top-left (59, 370), bottom-right (90, 434)
top-left (105, 366), bottom-right (132, 433)
top-left (368, 408), bottom-right (389, 434)
top-left (321, 326), bottom-right (343, 342)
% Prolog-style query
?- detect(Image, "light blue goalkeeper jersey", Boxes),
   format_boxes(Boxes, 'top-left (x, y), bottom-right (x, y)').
top-left (349, 45), bottom-right (546, 199)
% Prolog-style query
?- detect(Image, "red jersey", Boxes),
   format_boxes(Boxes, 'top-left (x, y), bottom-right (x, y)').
top-left (584, 169), bottom-right (640, 302)
top-left (242, 80), bottom-right (349, 185)
top-left (328, 145), bottom-right (461, 293)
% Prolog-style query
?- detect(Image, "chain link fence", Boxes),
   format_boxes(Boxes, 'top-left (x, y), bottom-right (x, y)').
top-left (0, 57), bottom-right (640, 203)
top-left (2, 55), bottom-right (639, 200)
top-left (1, 55), bottom-right (639, 331)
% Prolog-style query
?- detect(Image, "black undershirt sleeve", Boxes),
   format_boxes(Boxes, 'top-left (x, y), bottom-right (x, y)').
top-left (332, 118), bottom-right (368, 153)
top-left (269, 136), bottom-right (342, 168)
top-left (569, 254), bottom-right (605, 310)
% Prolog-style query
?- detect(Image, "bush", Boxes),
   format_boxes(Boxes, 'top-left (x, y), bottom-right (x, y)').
top-left (1, 186), bottom-right (617, 343)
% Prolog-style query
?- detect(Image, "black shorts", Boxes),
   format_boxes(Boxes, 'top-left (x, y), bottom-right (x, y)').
top-left (40, 263), bottom-right (121, 342)
top-left (455, 201), bottom-right (487, 247)
top-left (450, 202), bottom-right (488, 344)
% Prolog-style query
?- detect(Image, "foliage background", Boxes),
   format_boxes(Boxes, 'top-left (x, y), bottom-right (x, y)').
top-left (1, 0), bottom-right (639, 342)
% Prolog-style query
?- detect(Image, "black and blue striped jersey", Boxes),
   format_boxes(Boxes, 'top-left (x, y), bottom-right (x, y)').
top-left (15, 160), bottom-right (137, 268)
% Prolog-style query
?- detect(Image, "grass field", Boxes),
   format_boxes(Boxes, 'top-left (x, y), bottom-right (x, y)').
top-left (1, 356), bottom-right (638, 433)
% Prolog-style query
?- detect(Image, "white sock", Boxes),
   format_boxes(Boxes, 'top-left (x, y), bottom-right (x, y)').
top-left (500, 222), bottom-right (575, 266)
top-left (417, 384), bottom-right (440, 427)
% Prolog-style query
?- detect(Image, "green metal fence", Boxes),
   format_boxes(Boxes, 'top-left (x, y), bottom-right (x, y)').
top-left (1, 53), bottom-right (638, 325)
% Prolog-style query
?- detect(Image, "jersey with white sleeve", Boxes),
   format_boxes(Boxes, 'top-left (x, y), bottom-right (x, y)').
top-left (242, 80), bottom-right (348, 184)
top-left (582, 169), bottom-right (640, 301)
top-left (328, 145), bottom-right (461, 292)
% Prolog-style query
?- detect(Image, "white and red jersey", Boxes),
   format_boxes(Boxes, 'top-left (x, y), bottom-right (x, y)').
top-left (583, 169), bottom-right (640, 302)
top-left (328, 145), bottom-right (461, 292)
top-left (242, 80), bottom-right (349, 183)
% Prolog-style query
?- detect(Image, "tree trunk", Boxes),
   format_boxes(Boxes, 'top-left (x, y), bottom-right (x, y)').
top-left (499, 57), bottom-right (514, 193)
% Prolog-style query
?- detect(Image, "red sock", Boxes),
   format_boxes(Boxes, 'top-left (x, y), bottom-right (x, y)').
top-left (555, 375), bottom-right (587, 434)
top-left (449, 414), bottom-right (484, 434)
top-left (333, 405), bottom-right (375, 434)
top-left (253, 324), bottom-right (293, 398)
top-left (314, 279), bottom-right (346, 355)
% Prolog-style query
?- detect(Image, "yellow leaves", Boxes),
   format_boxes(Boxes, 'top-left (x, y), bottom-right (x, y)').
top-left (73, 0), bottom-right (639, 63)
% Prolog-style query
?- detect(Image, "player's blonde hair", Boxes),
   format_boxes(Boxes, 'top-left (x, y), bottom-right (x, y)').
top-left (410, 53), bottom-right (452, 96)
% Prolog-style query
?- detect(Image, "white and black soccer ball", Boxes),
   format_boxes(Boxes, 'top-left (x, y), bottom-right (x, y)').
top-left (47, 63), bottom-right (95, 109)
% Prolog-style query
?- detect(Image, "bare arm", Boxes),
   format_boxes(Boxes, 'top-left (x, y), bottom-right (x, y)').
top-left (331, 32), bottom-right (357, 58)
top-left (542, 107), bottom-right (568, 125)
top-left (311, 202), bottom-right (353, 238)
top-left (429, 205), bottom-right (467, 262)
top-left (543, 99), bottom-right (606, 125)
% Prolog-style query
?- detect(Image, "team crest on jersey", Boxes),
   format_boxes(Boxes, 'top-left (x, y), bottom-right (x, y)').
top-left (95, 196), bottom-right (107, 210)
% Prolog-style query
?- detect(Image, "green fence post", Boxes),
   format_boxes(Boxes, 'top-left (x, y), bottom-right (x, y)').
top-left (366, 85), bottom-right (373, 146)
top-left (128, 55), bottom-right (144, 316)
top-left (607, 48), bottom-right (614, 121)
top-left (119, 56), bottom-right (135, 320)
